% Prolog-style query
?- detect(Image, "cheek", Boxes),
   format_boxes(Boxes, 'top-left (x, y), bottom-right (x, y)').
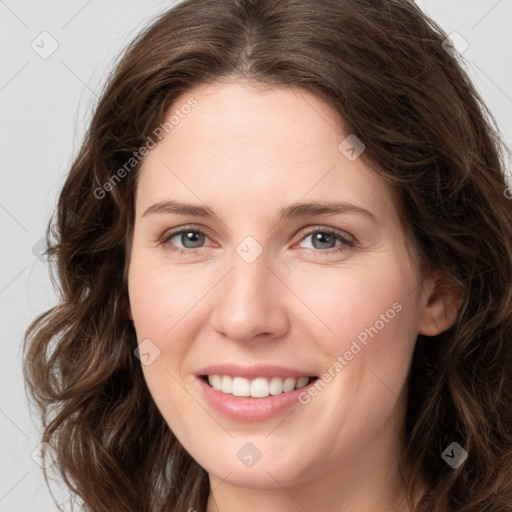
top-left (290, 256), bottom-right (418, 356)
top-left (293, 251), bottom-right (420, 421)
top-left (128, 257), bottom-right (213, 344)
top-left (127, 259), bottom-right (206, 439)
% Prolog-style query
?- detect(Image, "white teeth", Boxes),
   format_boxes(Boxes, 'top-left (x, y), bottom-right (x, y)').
top-left (220, 375), bottom-right (233, 394)
top-left (296, 376), bottom-right (309, 389)
top-left (283, 377), bottom-right (296, 392)
top-left (250, 377), bottom-right (269, 398)
top-left (232, 377), bottom-right (250, 397)
top-left (209, 375), bottom-right (221, 390)
top-left (269, 376), bottom-right (283, 395)
top-left (206, 375), bottom-right (312, 397)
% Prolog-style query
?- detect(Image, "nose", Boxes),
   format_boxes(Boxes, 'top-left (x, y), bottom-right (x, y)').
top-left (209, 247), bottom-right (290, 344)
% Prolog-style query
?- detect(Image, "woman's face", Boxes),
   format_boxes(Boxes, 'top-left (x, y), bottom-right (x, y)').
top-left (127, 80), bottom-right (446, 498)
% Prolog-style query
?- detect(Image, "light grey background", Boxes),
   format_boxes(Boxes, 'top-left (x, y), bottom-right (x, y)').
top-left (1, 1), bottom-right (511, 510)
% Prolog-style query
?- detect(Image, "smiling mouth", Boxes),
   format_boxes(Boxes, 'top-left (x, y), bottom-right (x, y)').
top-left (200, 375), bottom-right (318, 398)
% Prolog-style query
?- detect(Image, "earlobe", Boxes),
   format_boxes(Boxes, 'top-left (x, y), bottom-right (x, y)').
top-left (418, 271), bottom-right (464, 337)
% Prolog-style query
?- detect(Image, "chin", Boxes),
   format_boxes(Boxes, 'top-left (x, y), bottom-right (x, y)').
top-left (195, 438), bottom-right (313, 490)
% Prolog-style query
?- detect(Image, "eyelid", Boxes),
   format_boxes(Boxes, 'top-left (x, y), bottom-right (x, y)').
top-left (297, 225), bottom-right (356, 245)
top-left (159, 224), bottom-right (216, 244)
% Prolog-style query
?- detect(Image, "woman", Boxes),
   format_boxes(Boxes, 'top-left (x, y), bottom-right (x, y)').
top-left (23, 0), bottom-right (512, 511)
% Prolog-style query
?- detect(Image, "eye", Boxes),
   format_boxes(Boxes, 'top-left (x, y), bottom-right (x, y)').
top-left (294, 227), bottom-right (356, 255)
top-left (159, 227), bottom-right (212, 255)
top-left (159, 225), bottom-right (356, 256)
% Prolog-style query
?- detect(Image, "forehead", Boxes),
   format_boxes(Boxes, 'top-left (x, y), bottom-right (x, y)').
top-left (136, 80), bottom-right (399, 229)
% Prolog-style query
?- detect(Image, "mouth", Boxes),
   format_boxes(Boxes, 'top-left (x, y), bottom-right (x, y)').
top-left (199, 374), bottom-right (319, 398)
top-left (196, 372), bottom-right (320, 421)
top-left (194, 363), bottom-right (321, 421)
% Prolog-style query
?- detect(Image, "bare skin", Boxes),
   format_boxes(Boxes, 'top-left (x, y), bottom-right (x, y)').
top-left (127, 79), bottom-right (461, 512)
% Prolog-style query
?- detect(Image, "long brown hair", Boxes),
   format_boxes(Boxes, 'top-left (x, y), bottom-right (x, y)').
top-left (23, 0), bottom-right (512, 510)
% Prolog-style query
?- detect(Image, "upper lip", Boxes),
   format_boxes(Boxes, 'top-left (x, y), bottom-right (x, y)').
top-left (197, 363), bottom-right (317, 380)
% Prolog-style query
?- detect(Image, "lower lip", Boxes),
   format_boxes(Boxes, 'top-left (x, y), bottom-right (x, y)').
top-left (196, 376), bottom-right (317, 422)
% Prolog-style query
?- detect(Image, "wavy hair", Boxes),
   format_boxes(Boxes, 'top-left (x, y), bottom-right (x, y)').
top-left (23, 0), bottom-right (512, 510)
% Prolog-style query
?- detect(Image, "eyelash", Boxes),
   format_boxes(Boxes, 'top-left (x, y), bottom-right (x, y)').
top-left (158, 225), bottom-right (356, 256)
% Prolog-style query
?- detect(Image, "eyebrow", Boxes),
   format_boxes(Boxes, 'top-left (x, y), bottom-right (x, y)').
top-left (142, 199), bottom-right (379, 224)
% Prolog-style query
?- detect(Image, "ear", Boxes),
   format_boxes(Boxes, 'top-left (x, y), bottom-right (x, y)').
top-left (418, 270), bottom-right (464, 336)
